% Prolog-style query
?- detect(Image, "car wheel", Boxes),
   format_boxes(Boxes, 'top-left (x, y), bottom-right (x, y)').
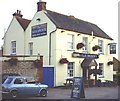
top-left (40, 89), bottom-right (47, 97)
top-left (11, 91), bottom-right (18, 98)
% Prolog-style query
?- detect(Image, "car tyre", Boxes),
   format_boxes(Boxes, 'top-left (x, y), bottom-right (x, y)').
top-left (40, 89), bottom-right (47, 97)
top-left (11, 91), bottom-right (18, 98)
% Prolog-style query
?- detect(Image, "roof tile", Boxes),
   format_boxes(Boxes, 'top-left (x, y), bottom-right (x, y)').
top-left (45, 10), bottom-right (113, 40)
top-left (16, 17), bottom-right (31, 30)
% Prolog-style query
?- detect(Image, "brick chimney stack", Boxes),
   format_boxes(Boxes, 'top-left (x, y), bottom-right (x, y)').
top-left (13, 10), bottom-right (23, 18)
top-left (37, 0), bottom-right (46, 11)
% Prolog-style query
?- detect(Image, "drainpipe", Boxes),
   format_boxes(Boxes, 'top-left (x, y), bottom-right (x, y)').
top-left (23, 31), bottom-right (26, 60)
top-left (49, 28), bottom-right (57, 65)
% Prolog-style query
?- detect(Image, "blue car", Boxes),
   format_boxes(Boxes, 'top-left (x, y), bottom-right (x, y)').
top-left (2, 76), bottom-right (48, 98)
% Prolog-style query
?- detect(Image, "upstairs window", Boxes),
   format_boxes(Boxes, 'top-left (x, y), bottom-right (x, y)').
top-left (29, 42), bottom-right (33, 56)
top-left (98, 40), bottom-right (104, 54)
top-left (82, 37), bottom-right (88, 52)
top-left (67, 34), bottom-right (74, 50)
top-left (11, 41), bottom-right (16, 55)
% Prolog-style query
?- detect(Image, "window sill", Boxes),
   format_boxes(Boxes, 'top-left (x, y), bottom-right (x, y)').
top-left (11, 53), bottom-right (16, 55)
top-left (67, 49), bottom-right (75, 51)
top-left (98, 76), bottom-right (104, 78)
top-left (98, 52), bottom-right (104, 55)
top-left (82, 50), bottom-right (89, 53)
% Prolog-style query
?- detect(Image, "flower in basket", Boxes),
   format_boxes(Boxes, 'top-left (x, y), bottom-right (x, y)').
top-left (59, 58), bottom-right (69, 64)
top-left (92, 45), bottom-right (101, 51)
top-left (76, 43), bottom-right (84, 49)
top-left (107, 61), bottom-right (113, 66)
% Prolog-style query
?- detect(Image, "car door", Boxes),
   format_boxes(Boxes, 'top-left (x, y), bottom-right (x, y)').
top-left (24, 78), bottom-right (40, 95)
top-left (13, 78), bottom-right (27, 94)
top-left (25, 83), bottom-right (40, 95)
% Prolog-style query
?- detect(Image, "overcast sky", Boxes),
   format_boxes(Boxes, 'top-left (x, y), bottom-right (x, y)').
top-left (0, 0), bottom-right (119, 53)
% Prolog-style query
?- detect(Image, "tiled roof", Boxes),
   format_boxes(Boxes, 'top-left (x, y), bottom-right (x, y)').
top-left (81, 58), bottom-right (97, 67)
top-left (16, 17), bottom-right (31, 30)
top-left (113, 57), bottom-right (120, 71)
top-left (15, 10), bottom-right (113, 40)
top-left (45, 10), bottom-right (113, 40)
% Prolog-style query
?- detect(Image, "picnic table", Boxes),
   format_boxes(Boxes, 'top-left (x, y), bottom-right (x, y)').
top-left (63, 78), bottom-right (73, 86)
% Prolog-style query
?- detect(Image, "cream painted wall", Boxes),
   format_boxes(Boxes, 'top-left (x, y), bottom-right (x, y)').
top-left (53, 29), bottom-right (113, 86)
top-left (3, 10), bottom-right (114, 86)
top-left (3, 17), bottom-right (25, 56)
top-left (25, 11), bottom-right (56, 64)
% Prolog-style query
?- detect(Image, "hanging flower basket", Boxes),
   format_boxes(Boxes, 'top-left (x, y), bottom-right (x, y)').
top-left (107, 61), bottom-right (113, 66)
top-left (76, 43), bottom-right (84, 49)
top-left (92, 45), bottom-right (101, 51)
top-left (59, 58), bottom-right (69, 64)
top-left (8, 57), bottom-right (18, 66)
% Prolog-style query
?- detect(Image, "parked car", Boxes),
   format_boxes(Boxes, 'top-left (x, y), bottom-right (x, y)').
top-left (2, 76), bottom-right (48, 98)
top-left (2, 73), bottom-right (20, 84)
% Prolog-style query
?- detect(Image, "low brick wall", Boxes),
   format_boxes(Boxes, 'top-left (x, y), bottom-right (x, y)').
top-left (2, 61), bottom-right (37, 77)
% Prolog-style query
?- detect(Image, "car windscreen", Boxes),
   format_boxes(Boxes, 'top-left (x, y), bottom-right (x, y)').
top-left (4, 78), bottom-right (13, 84)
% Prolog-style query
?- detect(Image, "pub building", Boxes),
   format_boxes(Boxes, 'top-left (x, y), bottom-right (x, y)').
top-left (3, 1), bottom-right (116, 87)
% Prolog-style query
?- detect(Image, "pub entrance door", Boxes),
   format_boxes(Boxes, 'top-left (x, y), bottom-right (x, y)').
top-left (81, 58), bottom-right (97, 80)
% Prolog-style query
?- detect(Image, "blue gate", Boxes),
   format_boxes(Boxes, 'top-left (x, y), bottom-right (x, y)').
top-left (42, 66), bottom-right (54, 87)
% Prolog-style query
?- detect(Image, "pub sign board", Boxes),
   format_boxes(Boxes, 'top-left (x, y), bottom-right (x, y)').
top-left (109, 43), bottom-right (116, 54)
top-left (71, 77), bottom-right (85, 99)
top-left (31, 23), bottom-right (47, 38)
top-left (72, 52), bottom-right (99, 59)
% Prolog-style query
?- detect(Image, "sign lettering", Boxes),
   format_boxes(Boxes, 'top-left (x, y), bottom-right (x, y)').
top-left (72, 52), bottom-right (99, 58)
top-left (71, 77), bottom-right (85, 99)
top-left (31, 23), bottom-right (47, 37)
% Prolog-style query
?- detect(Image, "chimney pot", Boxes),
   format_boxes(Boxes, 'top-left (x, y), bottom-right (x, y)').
top-left (37, 1), bottom-right (46, 11)
top-left (13, 10), bottom-right (23, 18)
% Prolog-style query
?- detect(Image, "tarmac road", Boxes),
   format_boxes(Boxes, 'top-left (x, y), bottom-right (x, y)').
top-left (2, 87), bottom-right (119, 100)
top-left (26, 87), bottom-right (119, 100)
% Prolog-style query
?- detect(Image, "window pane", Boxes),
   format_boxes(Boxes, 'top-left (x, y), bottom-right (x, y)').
top-left (98, 40), bottom-right (103, 53)
top-left (67, 34), bottom-right (74, 50)
top-left (4, 78), bottom-right (13, 84)
top-left (11, 41), bottom-right (16, 54)
top-left (99, 63), bottom-right (104, 77)
top-left (67, 62), bottom-right (74, 77)
top-left (82, 37), bottom-right (88, 51)
top-left (29, 42), bottom-right (33, 55)
top-left (110, 44), bottom-right (116, 54)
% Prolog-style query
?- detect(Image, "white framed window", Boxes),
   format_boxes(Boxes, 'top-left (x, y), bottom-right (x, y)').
top-left (98, 40), bottom-right (104, 53)
top-left (29, 42), bottom-right (33, 55)
top-left (99, 63), bottom-right (104, 77)
top-left (82, 37), bottom-right (88, 52)
top-left (67, 62), bottom-right (74, 77)
top-left (67, 34), bottom-right (74, 50)
top-left (11, 41), bottom-right (16, 55)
